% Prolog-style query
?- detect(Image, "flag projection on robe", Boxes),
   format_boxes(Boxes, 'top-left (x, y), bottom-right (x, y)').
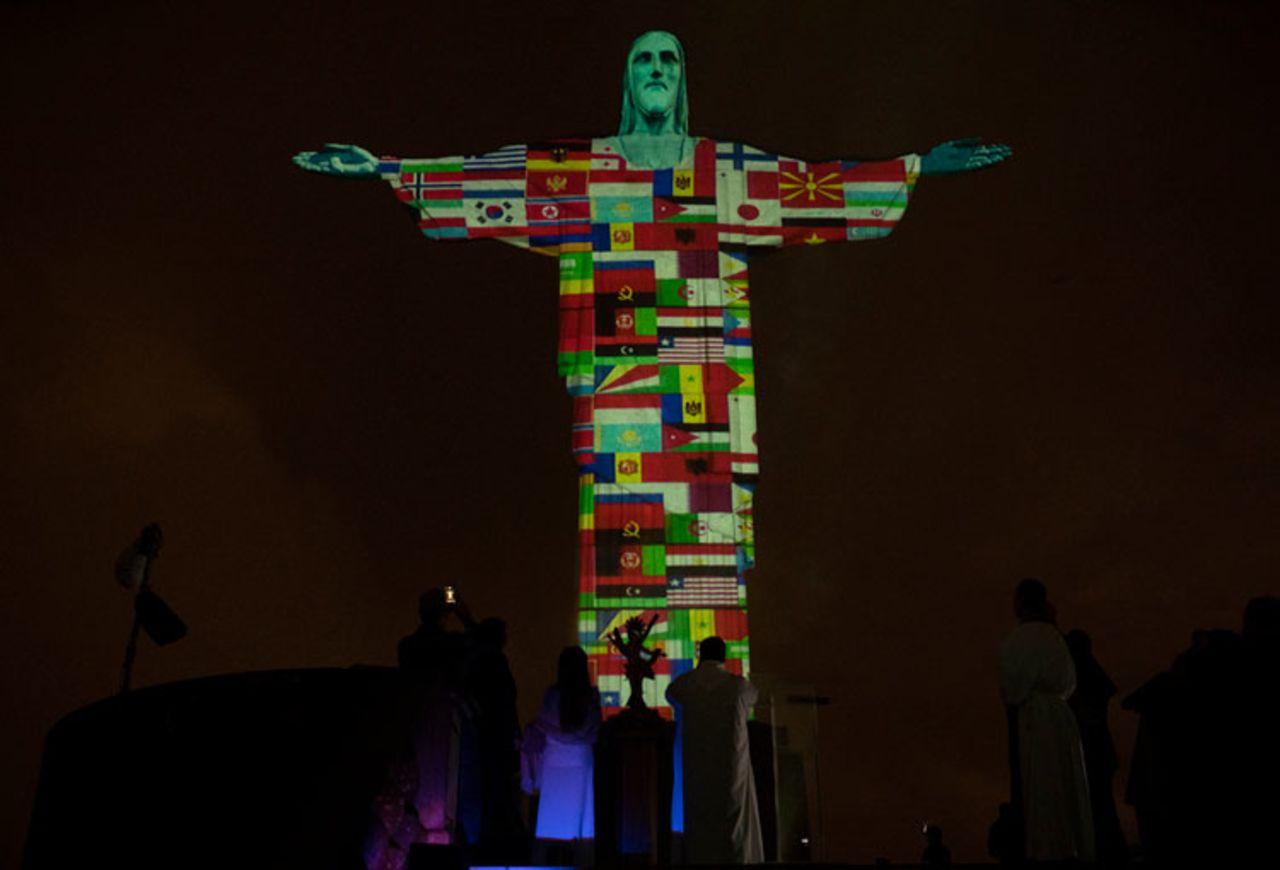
top-left (382, 138), bottom-right (918, 715)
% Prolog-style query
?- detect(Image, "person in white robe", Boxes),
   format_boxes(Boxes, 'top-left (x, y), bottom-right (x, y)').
top-left (666, 635), bottom-right (763, 864)
top-left (999, 578), bottom-right (1095, 863)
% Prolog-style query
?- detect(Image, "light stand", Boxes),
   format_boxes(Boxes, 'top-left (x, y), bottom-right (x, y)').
top-left (116, 523), bottom-right (186, 693)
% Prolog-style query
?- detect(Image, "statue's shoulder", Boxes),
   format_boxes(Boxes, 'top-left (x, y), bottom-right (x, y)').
top-left (528, 137), bottom-right (593, 150)
top-left (523, 138), bottom-right (596, 168)
top-left (717, 139), bottom-right (778, 156)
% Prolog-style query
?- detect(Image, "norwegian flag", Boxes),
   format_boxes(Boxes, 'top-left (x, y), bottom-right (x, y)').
top-left (397, 172), bottom-right (459, 201)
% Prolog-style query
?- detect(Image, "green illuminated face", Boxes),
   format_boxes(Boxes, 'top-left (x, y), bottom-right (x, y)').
top-left (628, 32), bottom-right (682, 122)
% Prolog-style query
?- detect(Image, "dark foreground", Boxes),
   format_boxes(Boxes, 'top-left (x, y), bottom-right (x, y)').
top-left (14, 668), bottom-right (1208, 869)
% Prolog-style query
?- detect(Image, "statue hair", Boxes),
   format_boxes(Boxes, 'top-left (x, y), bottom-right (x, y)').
top-left (618, 30), bottom-right (689, 136)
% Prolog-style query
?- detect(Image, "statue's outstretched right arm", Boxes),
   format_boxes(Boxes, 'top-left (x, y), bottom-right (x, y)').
top-left (294, 140), bottom-right (592, 257)
top-left (292, 143), bottom-right (379, 177)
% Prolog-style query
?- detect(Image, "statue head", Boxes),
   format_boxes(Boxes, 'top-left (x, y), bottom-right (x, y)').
top-left (618, 30), bottom-right (689, 136)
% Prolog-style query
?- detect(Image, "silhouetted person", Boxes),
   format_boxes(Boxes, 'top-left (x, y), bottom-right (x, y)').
top-left (1118, 664), bottom-right (1170, 862)
top-left (1243, 594), bottom-right (1280, 656)
top-left (922, 824), bottom-right (951, 866)
top-left (466, 617), bottom-right (525, 860)
top-left (1239, 595), bottom-right (1280, 862)
top-left (987, 802), bottom-right (1023, 866)
top-left (666, 635), bottom-right (763, 864)
top-left (398, 588), bottom-right (474, 689)
top-left (1065, 629), bottom-right (1127, 864)
top-left (998, 578), bottom-right (1093, 863)
top-left (366, 589), bottom-right (478, 867)
top-left (1124, 623), bottom-right (1252, 864)
top-left (529, 646), bottom-right (601, 866)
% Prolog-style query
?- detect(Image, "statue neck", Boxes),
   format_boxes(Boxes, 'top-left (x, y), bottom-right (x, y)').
top-left (635, 110), bottom-right (678, 136)
top-left (614, 133), bottom-right (696, 170)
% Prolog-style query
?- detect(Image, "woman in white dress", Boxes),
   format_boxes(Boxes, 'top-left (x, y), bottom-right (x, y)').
top-left (530, 646), bottom-right (601, 859)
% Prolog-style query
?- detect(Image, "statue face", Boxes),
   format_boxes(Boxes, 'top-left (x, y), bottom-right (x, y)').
top-left (627, 31), bottom-right (682, 121)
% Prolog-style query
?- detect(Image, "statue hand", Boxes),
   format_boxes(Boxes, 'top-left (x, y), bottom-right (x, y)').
top-left (292, 143), bottom-right (379, 177)
top-left (920, 138), bottom-right (1011, 176)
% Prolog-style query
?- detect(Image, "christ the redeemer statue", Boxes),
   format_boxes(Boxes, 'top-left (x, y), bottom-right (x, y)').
top-left (295, 31), bottom-right (1009, 715)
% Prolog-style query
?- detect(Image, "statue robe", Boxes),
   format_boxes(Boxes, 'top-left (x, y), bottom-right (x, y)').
top-left (380, 139), bottom-right (918, 713)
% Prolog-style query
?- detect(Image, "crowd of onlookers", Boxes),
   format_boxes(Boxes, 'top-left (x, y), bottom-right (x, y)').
top-left (991, 582), bottom-right (1279, 867)
top-left (363, 589), bottom-right (526, 869)
top-left (363, 589), bottom-right (618, 869)
top-left (363, 589), bottom-right (765, 869)
top-left (364, 584), bottom-right (1280, 868)
top-left (1121, 594), bottom-right (1280, 865)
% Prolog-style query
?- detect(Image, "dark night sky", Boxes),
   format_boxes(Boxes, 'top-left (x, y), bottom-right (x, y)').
top-left (2, 0), bottom-right (1278, 864)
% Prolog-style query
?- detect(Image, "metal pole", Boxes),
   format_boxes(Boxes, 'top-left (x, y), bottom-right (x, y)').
top-left (812, 700), bottom-right (823, 861)
top-left (118, 551), bottom-right (153, 694)
top-left (769, 690), bottom-right (782, 862)
top-left (785, 693), bottom-right (830, 861)
top-left (119, 609), bottom-right (143, 694)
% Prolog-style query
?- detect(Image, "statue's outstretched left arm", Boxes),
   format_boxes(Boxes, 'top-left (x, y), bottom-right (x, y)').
top-left (725, 137), bottom-right (1007, 248)
top-left (920, 138), bottom-right (1012, 176)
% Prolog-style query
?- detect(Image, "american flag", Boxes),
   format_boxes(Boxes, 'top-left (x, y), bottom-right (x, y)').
top-left (667, 575), bottom-right (740, 607)
top-left (658, 335), bottom-right (724, 363)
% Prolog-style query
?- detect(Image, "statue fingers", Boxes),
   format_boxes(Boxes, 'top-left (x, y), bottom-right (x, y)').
top-left (965, 148), bottom-right (1010, 170)
top-left (328, 154), bottom-right (368, 174)
top-left (321, 142), bottom-right (376, 165)
top-left (295, 155), bottom-right (333, 174)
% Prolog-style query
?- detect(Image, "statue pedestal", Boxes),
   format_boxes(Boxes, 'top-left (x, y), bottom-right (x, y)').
top-left (593, 707), bottom-right (674, 866)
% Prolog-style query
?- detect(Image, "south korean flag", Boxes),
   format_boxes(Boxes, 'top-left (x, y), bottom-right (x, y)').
top-left (468, 199), bottom-right (524, 228)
